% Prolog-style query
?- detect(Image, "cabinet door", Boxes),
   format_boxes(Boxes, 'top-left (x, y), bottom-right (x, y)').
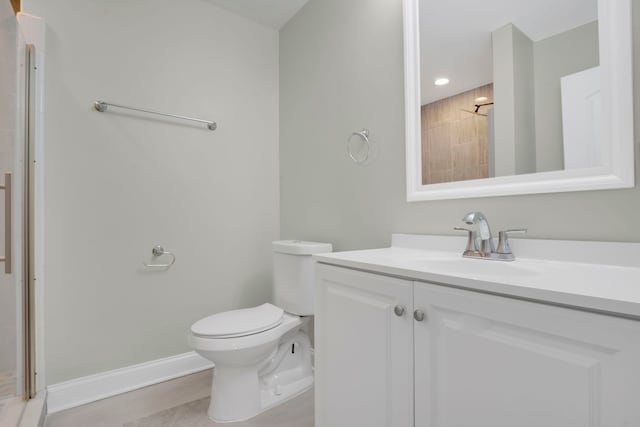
top-left (414, 281), bottom-right (640, 427)
top-left (315, 264), bottom-right (413, 427)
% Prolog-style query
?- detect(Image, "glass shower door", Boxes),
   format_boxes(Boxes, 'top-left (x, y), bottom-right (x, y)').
top-left (0, 0), bottom-right (20, 407)
top-left (0, 3), bottom-right (34, 409)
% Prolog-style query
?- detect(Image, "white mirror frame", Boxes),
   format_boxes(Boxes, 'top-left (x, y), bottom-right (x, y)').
top-left (404, 0), bottom-right (634, 201)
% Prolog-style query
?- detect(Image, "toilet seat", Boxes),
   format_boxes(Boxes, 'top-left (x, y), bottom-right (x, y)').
top-left (191, 303), bottom-right (284, 338)
top-left (189, 312), bottom-right (302, 354)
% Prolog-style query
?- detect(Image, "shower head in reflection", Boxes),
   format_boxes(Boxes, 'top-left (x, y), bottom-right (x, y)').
top-left (461, 108), bottom-right (487, 117)
top-left (460, 101), bottom-right (493, 117)
top-left (474, 101), bottom-right (494, 112)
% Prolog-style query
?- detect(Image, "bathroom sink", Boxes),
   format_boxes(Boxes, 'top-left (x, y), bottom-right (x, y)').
top-left (403, 257), bottom-right (540, 278)
top-left (313, 234), bottom-right (640, 318)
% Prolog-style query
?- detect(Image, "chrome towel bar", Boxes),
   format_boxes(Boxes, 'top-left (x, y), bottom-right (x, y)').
top-left (94, 100), bottom-right (217, 131)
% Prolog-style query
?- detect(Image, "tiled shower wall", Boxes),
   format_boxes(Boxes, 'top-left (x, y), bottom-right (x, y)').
top-left (421, 84), bottom-right (493, 184)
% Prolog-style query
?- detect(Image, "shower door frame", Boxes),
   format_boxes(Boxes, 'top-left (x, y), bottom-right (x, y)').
top-left (15, 11), bottom-right (46, 399)
top-left (21, 43), bottom-right (36, 400)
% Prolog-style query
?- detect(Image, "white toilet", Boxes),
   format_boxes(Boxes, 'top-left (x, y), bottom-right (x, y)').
top-left (189, 240), bottom-right (332, 423)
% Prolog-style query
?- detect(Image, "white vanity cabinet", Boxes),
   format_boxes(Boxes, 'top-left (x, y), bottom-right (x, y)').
top-left (315, 263), bottom-right (640, 427)
top-left (315, 264), bottom-right (414, 427)
top-left (413, 282), bottom-right (640, 427)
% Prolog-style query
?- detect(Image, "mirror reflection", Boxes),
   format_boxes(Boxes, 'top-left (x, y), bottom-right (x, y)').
top-left (419, 0), bottom-right (599, 185)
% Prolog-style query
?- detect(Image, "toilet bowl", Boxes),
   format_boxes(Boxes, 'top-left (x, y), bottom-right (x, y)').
top-left (189, 240), bottom-right (332, 423)
top-left (189, 304), bottom-right (313, 422)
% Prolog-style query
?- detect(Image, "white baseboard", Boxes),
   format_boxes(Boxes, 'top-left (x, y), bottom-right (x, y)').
top-left (46, 351), bottom-right (213, 414)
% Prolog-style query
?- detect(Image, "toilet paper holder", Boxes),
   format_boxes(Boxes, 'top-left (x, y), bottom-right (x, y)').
top-left (143, 245), bottom-right (176, 268)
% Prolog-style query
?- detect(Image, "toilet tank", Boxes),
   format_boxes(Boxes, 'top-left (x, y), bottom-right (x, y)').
top-left (272, 240), bottom-right (333, 315)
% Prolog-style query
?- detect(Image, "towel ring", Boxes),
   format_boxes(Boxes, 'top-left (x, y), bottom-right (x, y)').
top-left (347, 129), bottom-right (370, 164)
top-left (143, 245), bottom-right (176, 268)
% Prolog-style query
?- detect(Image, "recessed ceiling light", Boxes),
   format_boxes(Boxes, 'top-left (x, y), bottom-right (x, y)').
top-left (434, 78), bottom-right (449, 86)
top-left (475, 96), bottom-right (488, 103)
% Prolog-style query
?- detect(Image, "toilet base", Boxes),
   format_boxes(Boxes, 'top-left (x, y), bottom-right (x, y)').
top-left (207, 330), bottom-right (314, 423)
top-left (209, 377), bottom-right (313, 424)
top-left (259, 373), bottom-right (313, 417)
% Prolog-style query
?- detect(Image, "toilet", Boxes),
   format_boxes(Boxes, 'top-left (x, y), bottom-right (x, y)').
top-left (189, 240), bottom-right (332, 423)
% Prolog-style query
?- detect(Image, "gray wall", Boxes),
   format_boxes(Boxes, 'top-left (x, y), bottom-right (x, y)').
top-left (512, 25), bottom-right (536, 175)
top-left (23, 0), bottom-right (280, 384)
top-left (280, 0), bottom-right (640, 251)
top-left (491, 24), bottom-right (518, 176)
top-left (492, 24), bottom-right (536, 176)
top-left (534, 21), bottom-right (600, 172)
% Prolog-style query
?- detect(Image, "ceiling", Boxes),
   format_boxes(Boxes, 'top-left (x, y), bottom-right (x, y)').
top-left (420, 0), bottom-right (598, 104)
top-left (207, 0), bottom-right (310, 30)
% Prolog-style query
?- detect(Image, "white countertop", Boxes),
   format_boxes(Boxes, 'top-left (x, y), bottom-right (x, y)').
top-left (313, 234), bottom-right (640, 319)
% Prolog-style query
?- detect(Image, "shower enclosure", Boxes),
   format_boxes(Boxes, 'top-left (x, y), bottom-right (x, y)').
top-left (0, 1), bottom-right (37, 417)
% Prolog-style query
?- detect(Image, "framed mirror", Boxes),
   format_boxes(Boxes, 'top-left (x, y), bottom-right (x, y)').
top-left (403, 0), bottom-right (634, 201)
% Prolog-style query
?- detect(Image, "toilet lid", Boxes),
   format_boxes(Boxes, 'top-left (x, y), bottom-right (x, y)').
top-left (191, 303), bottom-right (284, 338)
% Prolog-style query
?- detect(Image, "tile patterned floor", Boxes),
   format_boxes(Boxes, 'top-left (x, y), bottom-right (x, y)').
top-left (0, 369), bottom-right (16, 400)
top-left (45, 370), bottom-right (213, 427)
top-left (45, 370), bottom-right (314, 427)
top-left (124, 390), bottom-right (314, 427)
top-left (0, 396), bottom-right (27, 427)
top-left (0, 369), bottom-right (17, 422)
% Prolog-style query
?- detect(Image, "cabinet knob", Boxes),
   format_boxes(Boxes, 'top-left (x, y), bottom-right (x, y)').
top-left (393, 305), bottom-right (406, 317)
top-left (413, 310), bottom-right (425, 322)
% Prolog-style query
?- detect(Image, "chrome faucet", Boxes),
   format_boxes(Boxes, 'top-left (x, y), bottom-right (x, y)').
top-left (455, 211), bottom-right (527, 261)
top-left (462, 211), bottom-right (495, 255)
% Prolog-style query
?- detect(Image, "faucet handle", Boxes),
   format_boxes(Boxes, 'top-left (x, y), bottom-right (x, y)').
top-left (454, 227), bottom-right (477, 256)
top-left (497, 229), bottom-right (527, 255)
